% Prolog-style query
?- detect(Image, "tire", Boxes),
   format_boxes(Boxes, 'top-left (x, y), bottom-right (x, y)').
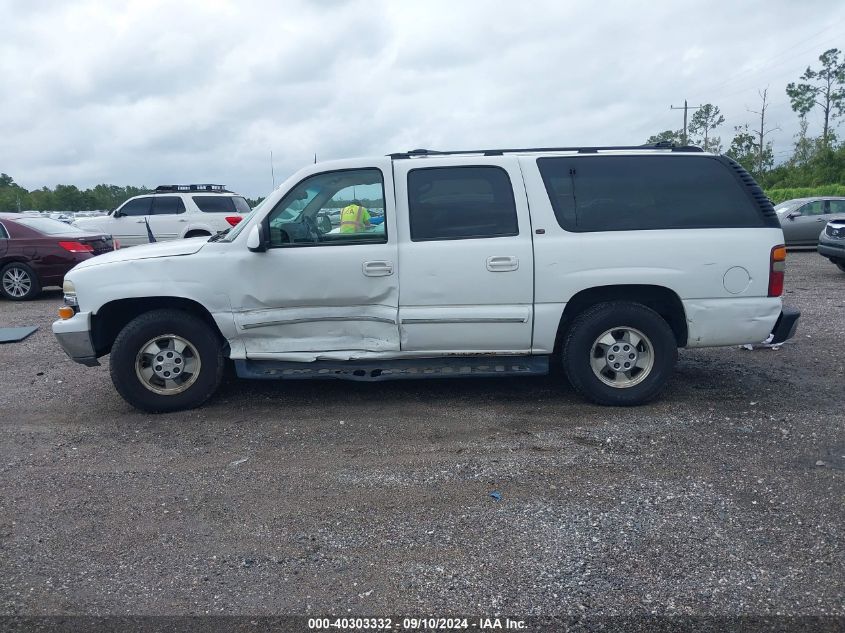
top-left (184, 230), bottom-right (211, 239)
top-left (109, 309), bottom-right (223, 412)
top-left (835, 260), bottom-right (845, 273)
top-left (562, 301), bottom-right (677, 406)
top-left (1, 262), bottom-right (41, 300)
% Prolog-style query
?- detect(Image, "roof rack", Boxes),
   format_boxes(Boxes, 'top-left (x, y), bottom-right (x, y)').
top-left (388, 142), bottom-right (704, 159)
top-left (154, 184), bottom-right (232, 193)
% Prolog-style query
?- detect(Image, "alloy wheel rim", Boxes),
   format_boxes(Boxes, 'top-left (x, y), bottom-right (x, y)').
top-left (590, 326), bottom-right (654, 388)
top-left (2, 268), bottom-right (32, 297)
top-left (135, 334), bottom-right (201, 395)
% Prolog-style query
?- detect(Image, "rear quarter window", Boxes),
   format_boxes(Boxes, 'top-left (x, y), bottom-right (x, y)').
top-left (537, 155), bottom-right (768, 232)
top-left (192, 196), bottom-right (250, 213)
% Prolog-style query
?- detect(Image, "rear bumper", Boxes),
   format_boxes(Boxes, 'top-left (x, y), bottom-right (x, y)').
top-left (769, 305), bottom-right (800, 345)
top-left (52, 311), bottom-right (100, 367)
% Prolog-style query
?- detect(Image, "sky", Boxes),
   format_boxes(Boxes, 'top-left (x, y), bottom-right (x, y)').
top-left (1, 0), bottom-right (844, 198)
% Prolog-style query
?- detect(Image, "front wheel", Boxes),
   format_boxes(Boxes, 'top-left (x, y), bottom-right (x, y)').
top-left (562, 301), bottom-right (677, 406)
top-left (109, 309), bottom-right (223, 412)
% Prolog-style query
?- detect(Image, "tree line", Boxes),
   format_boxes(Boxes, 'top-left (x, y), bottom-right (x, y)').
top-left (647, 47), bottom-right (845, 191)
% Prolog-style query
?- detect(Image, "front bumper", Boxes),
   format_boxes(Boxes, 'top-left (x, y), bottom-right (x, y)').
top-left (769, 305), bottom-right (800, 345)
top-left (818, 240), bottom-right (845, 260)
top-left (52, 311), bottom-right (100, 367)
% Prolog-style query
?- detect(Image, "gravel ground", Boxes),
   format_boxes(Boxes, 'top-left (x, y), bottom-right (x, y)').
top-left (0, 251), bottom-right (842, 620)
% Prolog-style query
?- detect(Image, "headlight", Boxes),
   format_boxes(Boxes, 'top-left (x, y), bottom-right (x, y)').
top-left (63, 279), bottom-right (78, 307)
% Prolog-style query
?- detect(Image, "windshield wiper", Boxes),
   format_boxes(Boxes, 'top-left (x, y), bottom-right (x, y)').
top-left (208, 228), bottom-right (230, 242)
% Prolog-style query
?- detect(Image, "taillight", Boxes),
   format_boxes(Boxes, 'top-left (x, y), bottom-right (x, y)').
top-left (225, 216), bottom-right (243, 227)
top-left (768, 245), bottom-right (786, 297)
top-left (58, 241), bottom-right (94, 253)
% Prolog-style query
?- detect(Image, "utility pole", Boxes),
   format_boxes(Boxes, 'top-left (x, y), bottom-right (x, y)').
top-left (670, 100), bottom-right (703, 145)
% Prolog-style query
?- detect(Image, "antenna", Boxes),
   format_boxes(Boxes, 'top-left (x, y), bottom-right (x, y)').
top-left (270, 150), bottom-right (276, 189)
top-left (314, 153), bottom-right (317, 164)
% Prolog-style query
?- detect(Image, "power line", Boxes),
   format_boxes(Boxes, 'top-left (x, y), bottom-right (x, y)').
top-left (691, 26), bottom-right (845, 101)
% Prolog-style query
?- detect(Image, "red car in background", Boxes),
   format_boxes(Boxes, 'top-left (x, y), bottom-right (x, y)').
top-left (0, 214), bottom-right (113, 300)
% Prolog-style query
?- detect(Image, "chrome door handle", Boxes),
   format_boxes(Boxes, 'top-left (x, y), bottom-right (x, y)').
top-left (486, 255), bottom-right (519, 272)
top-left (363, 260), bottom-right (393, 276)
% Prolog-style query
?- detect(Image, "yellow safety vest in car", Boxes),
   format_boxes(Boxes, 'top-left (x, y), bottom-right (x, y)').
top-left (340, 204), bottom-right (369, 233)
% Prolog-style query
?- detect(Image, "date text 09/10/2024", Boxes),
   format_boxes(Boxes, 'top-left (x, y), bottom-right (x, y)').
top-left (307, 617), bottom-right (527, 630)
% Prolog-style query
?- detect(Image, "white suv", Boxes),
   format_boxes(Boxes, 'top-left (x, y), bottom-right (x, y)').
top-left (72, 184), bottom-right (250, 247)
top-left (53, 144), bottom-right (800, 412)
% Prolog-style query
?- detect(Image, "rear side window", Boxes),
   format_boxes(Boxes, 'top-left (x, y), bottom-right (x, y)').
top-left (537, 156), bottom-right (766, 232)
top-left (193, 196), bottom-right (250, 213)
top-left (407, 166), bottom-right (519, 241)
top-left (152, 196), bottom-right (186, 215)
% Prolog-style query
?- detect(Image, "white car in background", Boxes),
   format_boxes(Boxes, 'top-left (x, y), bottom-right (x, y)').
top-left (72, 184), bottom-right (250, 247)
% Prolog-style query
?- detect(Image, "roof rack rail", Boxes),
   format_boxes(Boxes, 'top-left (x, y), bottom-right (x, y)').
top-left (154, 184), bottom-right (232, 193)
top-left (388, 142), bottom-right (704, 159)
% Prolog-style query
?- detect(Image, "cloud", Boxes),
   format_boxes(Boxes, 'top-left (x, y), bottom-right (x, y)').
top-left (1, 0), bottom-right (844, 197)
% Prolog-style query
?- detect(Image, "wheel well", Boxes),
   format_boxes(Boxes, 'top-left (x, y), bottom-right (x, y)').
top-left (555, 285), bottom-right (688, 350)
top-left (91, 297), bottom-right (225, 356)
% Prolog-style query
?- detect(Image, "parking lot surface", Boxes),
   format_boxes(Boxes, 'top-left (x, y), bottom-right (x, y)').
top-left (0, 251), bottom-right (842, 617)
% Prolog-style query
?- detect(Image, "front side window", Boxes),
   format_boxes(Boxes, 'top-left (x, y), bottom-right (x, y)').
top-left (407, 166), bottom-right (518, 241)
top-left (538, 155), bottom-right (765, 232)
top-left (800, 201), bottom-right (825, 216)
top-left (118, 198), bottom-right (152, 217)
top-left (152, 196), bottom-right (186, 215)
top-left (266, 168), bottom-right (386, 247)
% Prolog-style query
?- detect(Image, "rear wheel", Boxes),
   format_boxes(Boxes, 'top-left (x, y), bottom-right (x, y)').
top-left (1, 262), bottom-right (41, 300)
top-left (109, 309), bottom-right (223, 412)
top-left (563, 301), bottom-right (677, 406)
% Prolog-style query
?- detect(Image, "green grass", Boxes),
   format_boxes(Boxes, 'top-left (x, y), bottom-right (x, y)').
top-left (765, 185), bottom-right (845, 204)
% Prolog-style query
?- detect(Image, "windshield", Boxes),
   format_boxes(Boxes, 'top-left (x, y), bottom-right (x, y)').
top-left (14, 217), bottom-right (89, 235)
top-left (774, 200), bottom-right (803, 213)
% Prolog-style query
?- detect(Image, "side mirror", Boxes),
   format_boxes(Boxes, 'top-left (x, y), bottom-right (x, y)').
top-left (787, 211), bottom-right (801, 220)
top-left (247, 223), bottom-right (267, 252)
top-left (112, 210), bottom-right (123, 218)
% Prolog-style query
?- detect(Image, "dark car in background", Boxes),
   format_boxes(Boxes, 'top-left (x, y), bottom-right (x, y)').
top-left (818, 218), bottom-right (845, 273)
top-left (775, 197), bottom-right (845, 246)
top-left (0, 214), bottom-right (113, 300)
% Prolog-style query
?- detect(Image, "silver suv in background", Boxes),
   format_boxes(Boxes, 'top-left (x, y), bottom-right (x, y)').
top-left (775, 197), bottom-right (845, 246)
top-left (818, 218), bottom-right (845, 273)
top-left (73, 184), bottom-right (250, 247)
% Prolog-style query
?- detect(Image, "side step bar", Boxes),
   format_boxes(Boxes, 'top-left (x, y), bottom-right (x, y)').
top-left (234, 355), bottom-right (549, 382)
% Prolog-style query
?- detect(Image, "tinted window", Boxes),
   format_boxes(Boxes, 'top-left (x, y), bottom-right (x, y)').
top-left (0, 223), bottom-right (8, 239)
top-left (152, 196), bottom-right (185, 215)
top-left (13, 217), bottom-right (88, 235)
top-left (118, 198), bottom-right (152, 217)
top-left (193, 196), bottom-right (250, 213)
top-left (408, 166), bottom-right (518, 241)
top-left (537, 156), bottom-right (765, 232)
top-left (800, 201), bottom-right (825, 216)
